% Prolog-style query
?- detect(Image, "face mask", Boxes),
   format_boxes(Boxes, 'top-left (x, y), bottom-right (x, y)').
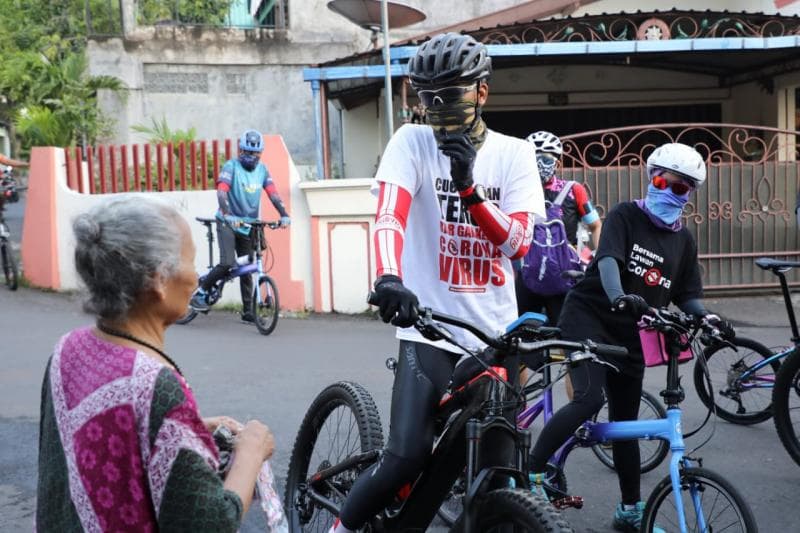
top-left (239, 153), bottom-right (260, 171)
top-left (537, 153), bottom-right (558, 184)
top-left (422, 84), bottom-right (487, 149)
top-left (644, 182), bottom-right (689, 224)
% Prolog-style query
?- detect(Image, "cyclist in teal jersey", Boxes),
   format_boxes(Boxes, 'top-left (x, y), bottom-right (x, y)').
top-left (190, 130), bottom-right (290, 321)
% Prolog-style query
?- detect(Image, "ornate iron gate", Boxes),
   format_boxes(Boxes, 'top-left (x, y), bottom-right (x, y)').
top-left (560, 123), bottom-right (800, 292)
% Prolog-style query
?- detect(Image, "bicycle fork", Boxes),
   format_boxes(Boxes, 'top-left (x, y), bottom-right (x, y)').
top-left (462, 416), bottom-right (531, 533)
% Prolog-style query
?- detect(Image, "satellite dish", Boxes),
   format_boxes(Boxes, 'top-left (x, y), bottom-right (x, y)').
top-left (327, 0), bottom-right (426, 31)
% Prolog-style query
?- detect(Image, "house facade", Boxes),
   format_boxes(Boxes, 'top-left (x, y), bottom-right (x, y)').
top-left (87, 0), bottom-right (527, 178)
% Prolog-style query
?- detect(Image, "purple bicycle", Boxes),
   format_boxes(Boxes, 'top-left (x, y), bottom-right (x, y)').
top-left (438, 311), bottom-right (668, 525)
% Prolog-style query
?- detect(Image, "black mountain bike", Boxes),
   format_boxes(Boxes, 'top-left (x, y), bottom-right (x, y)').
top-left (0, 172), bottom-right (22, 291)
top-left (284, 303), bottom-right (628, 532)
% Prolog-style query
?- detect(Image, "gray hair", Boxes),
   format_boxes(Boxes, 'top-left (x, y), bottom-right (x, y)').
top-left (73, 196), bottom-right (184, 320)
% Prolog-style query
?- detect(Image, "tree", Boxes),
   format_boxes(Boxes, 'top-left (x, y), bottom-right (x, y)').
top-left (0, 0), bottom-right (124, 151)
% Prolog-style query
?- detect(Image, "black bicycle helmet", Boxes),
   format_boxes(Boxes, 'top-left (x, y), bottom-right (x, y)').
top-left (408, 32), bottom-right (492, 89)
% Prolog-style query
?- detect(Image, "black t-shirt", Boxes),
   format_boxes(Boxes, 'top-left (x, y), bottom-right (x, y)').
top-left (557, 202), bottom-right (703, 377)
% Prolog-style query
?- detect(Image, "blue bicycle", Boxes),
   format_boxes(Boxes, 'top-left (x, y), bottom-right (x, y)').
top-left (441, 309), bottom-right (757, 532)
top-left (177, 217), bottom-right (280, 335)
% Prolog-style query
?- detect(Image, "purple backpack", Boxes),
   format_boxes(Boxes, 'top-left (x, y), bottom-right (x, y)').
top-left (521, 182), bottom-right (581, 295)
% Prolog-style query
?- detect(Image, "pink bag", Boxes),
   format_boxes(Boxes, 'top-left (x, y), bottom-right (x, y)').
top-left (638, 320), bottom-right (693, 367)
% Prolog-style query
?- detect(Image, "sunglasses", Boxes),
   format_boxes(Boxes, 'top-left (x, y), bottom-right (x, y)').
top-left (537, 153), bottom-right (559, 165)
top-left (417, 84), bottom-right (476, 108)
top-left (652, 174), bottom-right (693, 195)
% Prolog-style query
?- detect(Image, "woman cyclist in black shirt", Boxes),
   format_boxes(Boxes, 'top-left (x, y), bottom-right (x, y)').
top-left (528, 142), bottom-right (734, 532)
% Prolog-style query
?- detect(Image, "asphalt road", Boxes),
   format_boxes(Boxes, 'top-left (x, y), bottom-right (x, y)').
top-left (1, 285), bottom-right (799, 531)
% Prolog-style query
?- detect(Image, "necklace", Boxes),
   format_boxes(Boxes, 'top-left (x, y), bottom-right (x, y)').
top-left (96, 322), bottom-right (184, 377)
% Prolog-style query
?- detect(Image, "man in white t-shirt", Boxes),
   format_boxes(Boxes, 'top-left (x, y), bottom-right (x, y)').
top-left (331, 32), bottom-right (545, 532)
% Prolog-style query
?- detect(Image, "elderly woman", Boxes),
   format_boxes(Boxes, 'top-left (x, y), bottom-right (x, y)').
top-left (36, 197), bottom-right (278, 532)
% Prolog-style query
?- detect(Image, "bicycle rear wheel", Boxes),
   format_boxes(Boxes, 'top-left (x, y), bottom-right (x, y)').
top-left (284, 382), bottom-right (384, 532)
top-left (253, 275), bottom-right (279, 335)
top-left (1, 242), bottom-right (18, 291)
top-left (694, 336), bottom-right (777, 425)
top-left (451, 489), bottom-right (574, 532)
top-left (590, 390), bottom-right (669, 473)
top-left (773, 349), bottom-right (800, 467)
top-left (642, 467), bottom-right (756, 533)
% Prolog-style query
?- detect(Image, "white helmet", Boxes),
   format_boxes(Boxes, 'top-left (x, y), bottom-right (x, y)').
top-left (646, 142), bottom-right (706, 186)
top-left (526, 131), bottom-right (563, 156)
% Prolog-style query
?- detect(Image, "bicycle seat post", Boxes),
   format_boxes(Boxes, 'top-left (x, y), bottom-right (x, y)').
top-left (206, 222), bottom-right (215, 270)
top-left (776, 269), bottom-right (800, 343)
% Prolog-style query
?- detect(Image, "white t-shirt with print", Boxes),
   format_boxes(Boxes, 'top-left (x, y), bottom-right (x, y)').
top-left (373, 124), bottom-right (545, 353)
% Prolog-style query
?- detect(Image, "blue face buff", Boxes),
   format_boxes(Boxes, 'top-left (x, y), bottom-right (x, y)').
top-left (239, 153), bottom-right (260, 171)
top-left (537, 153), bottom-right (558, 184)
top-left (644, 182), bottom-right (689, 224)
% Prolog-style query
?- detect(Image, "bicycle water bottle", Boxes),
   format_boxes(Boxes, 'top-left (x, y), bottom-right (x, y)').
top-left (236, 254), bottom-right (251, 266)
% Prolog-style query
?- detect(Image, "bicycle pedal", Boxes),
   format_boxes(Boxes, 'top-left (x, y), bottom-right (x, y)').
top-left (552, 496), bottom-right (583, 510)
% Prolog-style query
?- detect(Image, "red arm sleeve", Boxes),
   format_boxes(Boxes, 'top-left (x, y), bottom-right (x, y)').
top-left (374, 182), bottom-right (412, 278)
top-left (460, 187), bottom-right (534, 260)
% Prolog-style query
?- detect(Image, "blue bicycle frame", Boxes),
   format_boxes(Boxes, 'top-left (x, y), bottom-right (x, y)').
top-left (512, 312), bottom-right (711, 533)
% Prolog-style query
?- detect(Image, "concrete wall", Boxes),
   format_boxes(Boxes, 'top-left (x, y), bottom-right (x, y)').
top-left (22, 137), bottom-right (310, 310)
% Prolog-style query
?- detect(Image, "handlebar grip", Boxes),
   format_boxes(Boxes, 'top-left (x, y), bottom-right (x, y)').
top-left (593, 343), bottom-right (629, 357)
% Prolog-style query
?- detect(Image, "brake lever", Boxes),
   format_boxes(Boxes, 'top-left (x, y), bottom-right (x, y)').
top-left (415, 310), bottom-right (453, 343)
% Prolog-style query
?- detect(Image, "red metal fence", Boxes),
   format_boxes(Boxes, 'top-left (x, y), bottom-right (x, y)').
top-left (561, 123), bottom-right (800, 292)
top-left (63, 139), bottom-right (236, 194)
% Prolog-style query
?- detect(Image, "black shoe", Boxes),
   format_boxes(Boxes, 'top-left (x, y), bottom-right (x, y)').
top-left (240, 312), bottom-right (255, 323)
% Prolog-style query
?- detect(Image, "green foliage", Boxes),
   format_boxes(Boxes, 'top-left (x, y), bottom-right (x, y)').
top-left (131, 116), bottom-right (219, 190)
top-left (138, 0), bottom-right (234, 26)
top-left (0, 0), bottom-right (124, 150)
top-left (132, 116), bottom-right (197, 145)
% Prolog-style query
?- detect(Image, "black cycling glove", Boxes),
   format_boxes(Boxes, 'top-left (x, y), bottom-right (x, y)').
top-left (372, 275), bottom-right (419, 328)
top-left (705, 314), bottom-right (736, 339)
top-left (612, 294), bottom-right (651, 319)
top-left (438, 133), bottom-right (476, 192)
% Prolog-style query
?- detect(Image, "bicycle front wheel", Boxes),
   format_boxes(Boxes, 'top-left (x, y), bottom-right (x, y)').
top-left (284, 382), bottom-right (384, 533)
top-left (451, 489), bottom-right (574, 532)
top-left (174, 307), bottom-right (197, 325)
top-left (642, 467), bottom-right (756, 533)
top-left (253, 275), bottom-right (279, 335)
top-left (773, 349), bottom-right (800, 466)
top-left (1, 242), bottom-right (18, 291)
top-left (694, 336), bottom-right (777, 425)
top-left (590, 390), bottom-right (669, 473)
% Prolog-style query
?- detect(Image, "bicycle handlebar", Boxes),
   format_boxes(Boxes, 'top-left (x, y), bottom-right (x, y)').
top-left (195, 216), bottom-right (280, 230)
top-left (367, 291), bottom-right (629, 358)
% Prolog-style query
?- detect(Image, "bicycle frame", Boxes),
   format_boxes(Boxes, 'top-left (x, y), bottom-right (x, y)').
top-left (197, 217), bottom-right (271, 294)
top-left (301, 368), bottom-right (528, 532)
top-left (519, 324), bottom-right (710, 533)
top-left (723, 263), bottom-right (800, 389)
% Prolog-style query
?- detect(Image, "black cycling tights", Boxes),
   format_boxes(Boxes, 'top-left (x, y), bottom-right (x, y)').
top-left (338, 341), bottom-right (459, 529)
top-left (529, 360), bottom-right (643, 504)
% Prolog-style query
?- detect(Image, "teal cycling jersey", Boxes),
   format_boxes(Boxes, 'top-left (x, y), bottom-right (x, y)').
top-left (216, 159), bottom-right (271, 234)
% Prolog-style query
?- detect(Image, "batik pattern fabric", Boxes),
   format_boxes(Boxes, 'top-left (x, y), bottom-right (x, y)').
top-left (36, 327), bottom-right (256, 532)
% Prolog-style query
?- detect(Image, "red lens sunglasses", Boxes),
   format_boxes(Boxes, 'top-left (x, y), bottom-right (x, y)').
top-left (652, 174), bottom-right (693, 195)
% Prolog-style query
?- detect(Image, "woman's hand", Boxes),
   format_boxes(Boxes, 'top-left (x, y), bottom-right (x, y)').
top-left (235, 420), bottom-right (275, 462)
top-left (203, 416), bottom-right (244, 435)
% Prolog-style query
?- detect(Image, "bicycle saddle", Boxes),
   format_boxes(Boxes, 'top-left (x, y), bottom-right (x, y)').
top-left (755, 257), bottom-right (800, 271)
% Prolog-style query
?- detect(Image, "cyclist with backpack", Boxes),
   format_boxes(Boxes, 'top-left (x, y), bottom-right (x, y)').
top-left (528, 142), bottom-right (733, 531)
top-left (517, 131), bottom-right (602, 325)
top-left (517, 131), bottom-right (602, 396)
top-left (189, 130), bottom-right (290, 322)
top-left (329, 32), bottom-right (545, 533)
